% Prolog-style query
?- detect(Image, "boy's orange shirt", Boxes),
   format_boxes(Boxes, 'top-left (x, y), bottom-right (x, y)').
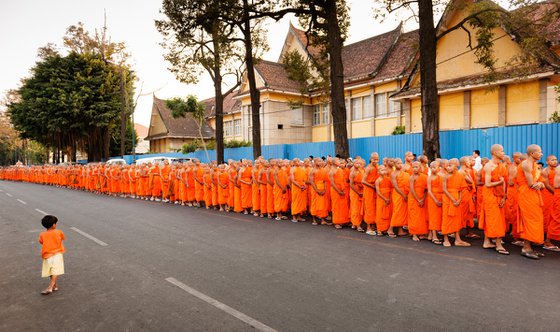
top-left (39, 229), bottom-right (65, 259)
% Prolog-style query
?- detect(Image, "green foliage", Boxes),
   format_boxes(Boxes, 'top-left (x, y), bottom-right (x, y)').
top-left (550, 111), bottom-right (560, 123)
top-left (283, 50), bottom-right (311, 86)
top-left (181, 141), bottom-right (198, 154)
top-left (392, 125), bottom-right (405, 135)
top-left (110, 119), bottom-right (138, 156)
top-left (6, 22), bottom-right (134, 162)
top-left (224, 140), bottom-right (252, 148)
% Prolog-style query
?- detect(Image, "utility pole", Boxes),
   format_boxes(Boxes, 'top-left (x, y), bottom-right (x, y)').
top-left (120, 69), bottom-right (126, 158)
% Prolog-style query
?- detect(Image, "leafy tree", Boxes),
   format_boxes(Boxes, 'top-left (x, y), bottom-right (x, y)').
top-left (6, 22), bottom-right (134, 163)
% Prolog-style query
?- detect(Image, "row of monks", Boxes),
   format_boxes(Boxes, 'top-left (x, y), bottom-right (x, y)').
top-left (1, 144), bottom-right (559, 259)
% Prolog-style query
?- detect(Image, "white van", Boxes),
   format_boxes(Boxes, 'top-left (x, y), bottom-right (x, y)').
top-left (135, 157), bottom-right (177, 165)
top-left (106, 158), bottom-right (127, 166)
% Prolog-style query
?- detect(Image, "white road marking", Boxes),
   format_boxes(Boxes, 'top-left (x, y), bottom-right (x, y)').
top-left (166, 277), bottom-right (277, 332)
top-left (17, 199), bottom-right (27, 205)
top-left (5, 193), bottom-right (13, 197)
top-left (70, 227), bottom-right (108, 247)
top-left (35, 209), bottom-right (48, 215)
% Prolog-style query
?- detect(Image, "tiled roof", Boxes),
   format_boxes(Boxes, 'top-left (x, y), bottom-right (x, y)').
top-left (374, 30), bottom-right (419, 82)
top-left (254, 60), bottom-right (306, 93)
top-left (342, 26), bottom-right (402, 81)
top-left (391, 64), bottom-right (556, 98)
top-left (291, 26), bottom-right (324, 62)
top-left (205, 90), bottom-right (241, 117)
top-left (146, 95), bottom-right (214, 141)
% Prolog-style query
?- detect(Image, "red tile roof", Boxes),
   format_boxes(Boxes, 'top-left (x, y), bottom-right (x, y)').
top-left (145, 95), bottom-right (214, 141)
top-left (254, 60), bottom-right (306, 93)
top-left (375, 30), bottom-right (419, 82)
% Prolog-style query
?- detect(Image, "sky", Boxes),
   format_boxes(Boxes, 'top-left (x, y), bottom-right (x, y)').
top-left (0, 0), bottom-right (410, 127)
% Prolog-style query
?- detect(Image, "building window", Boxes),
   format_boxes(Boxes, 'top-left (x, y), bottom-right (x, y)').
top-left (351, 97), bottom-right (362, 121)
top-left (313, 105), bottom-right (321, 125)
top-left (234, 119), bottom-right (241, 136)
top-left (388, 99), bottom-right (397, 116)
top-left (362, 95), bottom-right (373, 119)
top-left (375, 93), bottom-right (387, 118)
top-left (224, 121), bottom-right (233, 137)
top-left (322, 103), bottom-right (330, 124)
top-left (291, 107), bottom-right (304, 125)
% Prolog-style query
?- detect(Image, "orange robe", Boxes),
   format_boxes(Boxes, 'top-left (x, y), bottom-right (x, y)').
top-left (542, 168), bottom-right (555, 233)
top-left (218, 171), bottom-right (229, 205)
top-left (241, 167), bottom-right (252, 209)
top-left (330, 168), bottom-right (349, 224)
top-left (274, 168), bottom-right (290, 213)
top-left (186, 168), bottom-right (196, 202)
top-left (234, 172), bottom-right (243, 213)
top-left (517, 163), bottom-right (544, 244)
top-left (195, 167), bottom-right (205, 203)
top-left (505, 175), bottom-right (519, 233)
top-left (259, 171), bottom-right (268, 214)
top-left (408, 173), bottom-right (428, 235)
top-left (291, 167), bottom-right (308, 215)
top-left (211, 172), bottom-right (218, 207)
top-left (478, 165), bottom-right (507, 238)
top-left (204, 173), bottom-right (213, 207)
top-left (390, 171), bottom-right (410, 227)
top-left (349, 169), bottom-right (364, 227)
top-left (548, 187), bottom-right (560, 241)
top-left (363, 166), bottom-right (378, 225)
top-left (160, 165), bottom-right (172, 199)
top-left (428, 175), bottom-right (443, 231)
top-left (267, 172), bottom-right (275, 214)
top-left (149, 165), bottom-right (162, 197)
top-left (228, 169), bottom-right (236, 208)
top-left (310, 168), bottom-right (329, 219)
top-left (375, 176), bottom-right (393, 232)
top-left (252, 169), bottom-right (260, 212)
top-left (442, 172), bottom-right (466, 234)
top-left (460, 170), bottom-right (475, 228)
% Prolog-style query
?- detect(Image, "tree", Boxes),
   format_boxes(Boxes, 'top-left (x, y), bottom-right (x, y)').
top-left (166, 95), bottom-right (212, 161)
top-left (249, 0), bottom-right (351, 158)
top-left (378, 0), bottom-right (560, 160)
top-left (157, 0), bottom-right (249, 164)
top-left (6, 22), bottom-right (135, 163)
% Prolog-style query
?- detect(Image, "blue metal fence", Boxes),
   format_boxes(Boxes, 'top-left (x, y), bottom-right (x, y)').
top-left (113, 123), bottom-right (559, 164)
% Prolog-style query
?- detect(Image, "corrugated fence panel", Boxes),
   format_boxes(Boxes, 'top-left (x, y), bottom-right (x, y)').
top-left (286, 141), bottom-right (335, 160)
top-left (117, 123), bottom-right (559, 163)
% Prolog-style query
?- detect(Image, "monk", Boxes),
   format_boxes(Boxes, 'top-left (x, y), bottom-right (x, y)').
top-left (194, 160), bottom-right (205, 207)
top-left (309, 158), bottom-right (329, 225)
top-left (408, 161), bottom-right (428, 241)
top-left (149, 162), bottom-right (162, 201)
top-left (389, 158), bottom-right (409, 237)
top-left (427, 161), bottom-right (443, 245)
top-left (273, 159), bottom-right (290, 220)
top-left (403, 151), bottom-right (414, 174)
top-left (506, 152), bottom-right (523, 245)
top-left (252, 160), bottom-right (261, 216)
top-left (239, 160), bottom-right (253, 214)
top-left (442, 158), bottom-right (470, 247)
top-left (362, 153), bottom-right (379, 235)
top-left (478, 144), bottom-right (509, 255)
top-left (257, 161), bottom-right (269, 218)
top-left (548, 166), bottom-right (560, 244)
top-left (375, 166), bottom-right (393, 235)
top-left (160, 159), bottom-right (172, 202)
top-left (329, 158), bottom-right (350, 229)
top-left (266, 160), bottom-right (276, 219)
top-left (542, 155), bottom-right (559, 250)
top-left (517, 144), bottom-right (545, 259)
top-left (459, 156), bottom-right (478, 239)
top-left (349, 159), bottom-right (365, 232)
top-left (203, 165), bottom-right (213, 209)
top-left (217, 164), bottom-right (229, 211)
top-left (290, 159), bottom-right (308, 222)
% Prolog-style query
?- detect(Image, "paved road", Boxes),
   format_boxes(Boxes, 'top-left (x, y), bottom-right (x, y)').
top-left (1, 181), bottom-right (559, 331)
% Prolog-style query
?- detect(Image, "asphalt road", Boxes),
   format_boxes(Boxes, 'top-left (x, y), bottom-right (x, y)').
top-left (1, 180), bottom-right (559, 332)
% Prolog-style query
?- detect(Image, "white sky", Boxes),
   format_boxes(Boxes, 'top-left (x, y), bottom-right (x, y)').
top-left (0, 0), bottom-right (410, 127)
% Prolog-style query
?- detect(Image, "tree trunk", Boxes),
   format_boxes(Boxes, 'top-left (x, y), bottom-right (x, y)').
top-left (103, 127), bottom-right (111, 161)
top-left (212, 28), bottom-right (225, 164)
top-left (120, 69), bottom-right (126, 158)
top-left (325, 0), bottom-right (349, 158)
top-left (418, 0), bottom-right (440, 160)
top-left (243, 0), bottom-right (262, 159)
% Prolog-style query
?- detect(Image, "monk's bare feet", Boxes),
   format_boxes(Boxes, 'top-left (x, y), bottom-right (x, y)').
top-left (454, 240), bottom-right (471, 247)
top-left (412, 235), bottom-right (420, 242)
top-left (443, 241), bottom-right (452, 247)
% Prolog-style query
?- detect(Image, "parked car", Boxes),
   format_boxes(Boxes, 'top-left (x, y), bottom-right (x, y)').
top-left (135, 157), bottom-right (177, 165)
top-left (106, 158), bottom-right (127, 166)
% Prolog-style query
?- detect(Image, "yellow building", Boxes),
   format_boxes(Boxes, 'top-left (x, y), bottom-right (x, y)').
top-left (394, 0), bottom-right (560, 132)
top-left (145, 95), bottom-right (214, 153)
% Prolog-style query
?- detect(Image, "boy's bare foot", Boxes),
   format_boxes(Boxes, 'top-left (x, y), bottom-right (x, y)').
top-left (454, 240), bottom-right (471, 247)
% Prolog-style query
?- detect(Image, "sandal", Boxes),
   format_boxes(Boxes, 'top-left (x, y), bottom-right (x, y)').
top-left (41, 289), bottom-right (52, 295)
top-left (496, 248), bottom-right (510, 255)
top-left (521, 250), bottom-right (539, 260)
top-left (334, 225), bottom-right (342, 229)
top-left (357, 227), bottom-right (365, 232)
top-left (543, 245), bottom-right (560, 252)
top-left (465, 233), bottom-right (481, 239)
top-left (431, 239), bottom-right (442, 245)
top-left (312, 222), bottom-right (318, 226)
top-left (387, 233), bottom-right (397, 238)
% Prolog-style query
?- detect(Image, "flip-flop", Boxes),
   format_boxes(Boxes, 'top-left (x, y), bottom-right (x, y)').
top-left (496, 248), bottom-right (510, 255)
top-left (521, 251), bottom-right (539, 260)
top-left (387, 233), bottom-right (397, 238)
top-left (431, 239), bottom-right (442, 245)
top-left (41, 290), bottom-right (52, 295)
top-left (543, 245), bottom-right (560, 252)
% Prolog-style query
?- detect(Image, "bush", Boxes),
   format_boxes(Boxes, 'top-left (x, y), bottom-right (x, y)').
top-left (181, 142), bottom-right (197, 154)
top-left (224, 140), bottom-right (252, 148)
top-left (392, 125), bottom-right (405, 135)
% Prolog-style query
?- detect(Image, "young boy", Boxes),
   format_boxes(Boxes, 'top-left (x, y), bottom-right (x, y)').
top-left (39, 215), bottom-right (65, 295)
